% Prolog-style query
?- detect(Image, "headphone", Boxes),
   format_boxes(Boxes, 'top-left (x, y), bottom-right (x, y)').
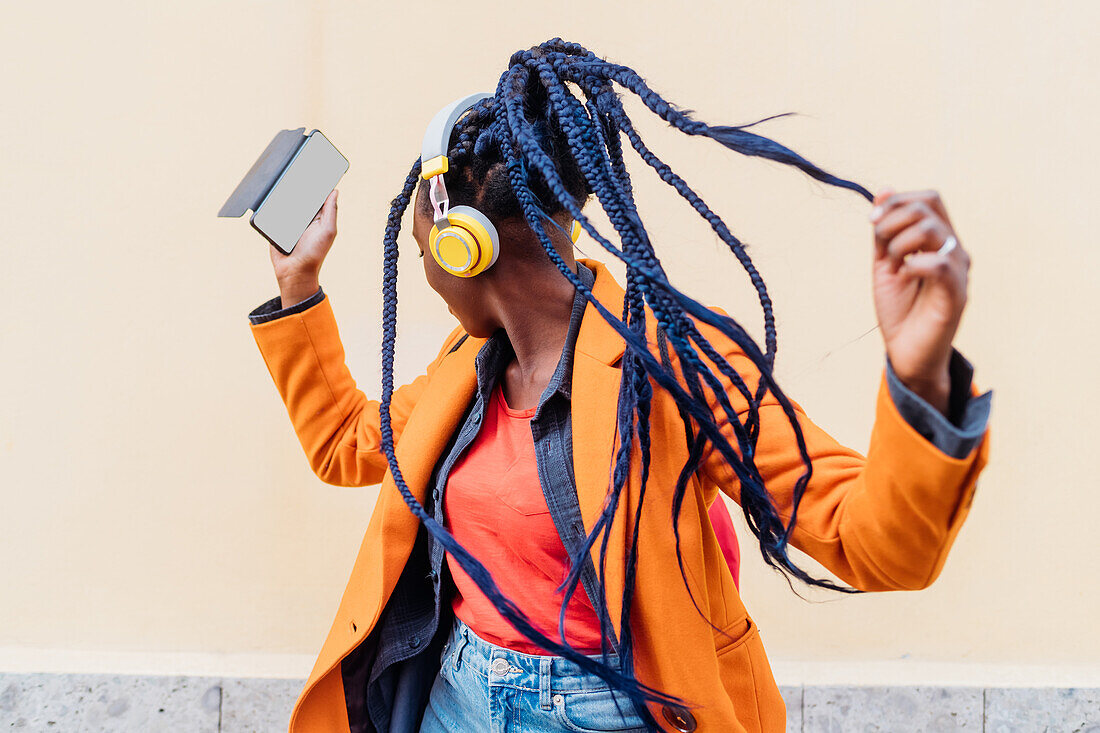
top-left (420, 93), bottom-right (581, 278)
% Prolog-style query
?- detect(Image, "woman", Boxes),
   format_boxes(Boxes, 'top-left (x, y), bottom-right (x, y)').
top-left (248, 40), bottom-right (990, 733)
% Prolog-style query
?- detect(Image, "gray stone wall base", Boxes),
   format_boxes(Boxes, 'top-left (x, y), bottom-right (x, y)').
top-left (1, 673), bottom-right (1097, 731)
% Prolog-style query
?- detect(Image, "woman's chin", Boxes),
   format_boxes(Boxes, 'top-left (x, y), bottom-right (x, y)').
top-left (459, 320), bottom-right (495, 340)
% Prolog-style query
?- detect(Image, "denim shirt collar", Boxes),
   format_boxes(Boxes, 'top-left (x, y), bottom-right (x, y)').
top-left (470, 261), bottom-right (595, 411)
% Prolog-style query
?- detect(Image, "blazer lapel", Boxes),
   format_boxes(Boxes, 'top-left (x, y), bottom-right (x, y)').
top-left (375, 333), bottom-right (482, 556)
top-left (570, 259), bottom-right (629, 637)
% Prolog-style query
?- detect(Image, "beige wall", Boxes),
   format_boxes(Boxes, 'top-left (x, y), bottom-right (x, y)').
top-left (2, 1), bottom-right (1097, 683)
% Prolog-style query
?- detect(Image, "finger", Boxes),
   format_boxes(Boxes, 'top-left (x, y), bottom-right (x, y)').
top-left (870, 189), bottom-right (951, 226)
top-left (872, 186), bottom-right (895, 207)
top-left (873, 201), bottom-right (939, 257)
top-left (897, 250), bottom-right (966, 290)
top-left (322, 189), bottom-right (339, 231)
top-left (309, 190), bottom-right (338, 232)
top-left (886, 216), bottom-right (952, 264)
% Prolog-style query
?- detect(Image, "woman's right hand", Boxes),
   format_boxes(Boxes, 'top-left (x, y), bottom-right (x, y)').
top-left (269, 188), bottom-right (339, 305)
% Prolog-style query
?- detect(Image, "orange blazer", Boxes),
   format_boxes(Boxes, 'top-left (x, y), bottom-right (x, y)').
top-left (249, 258), bottom-right (990, 732)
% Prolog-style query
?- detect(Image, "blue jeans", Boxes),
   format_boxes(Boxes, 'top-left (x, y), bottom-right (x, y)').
top-left (417, 616), bottom-right (648, 733)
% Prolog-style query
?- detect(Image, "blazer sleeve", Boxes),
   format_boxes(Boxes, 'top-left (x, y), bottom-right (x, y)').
top-left (695, 311), bottom-right (991, 592)
top-left (249, 291), bottom-right (467, 487)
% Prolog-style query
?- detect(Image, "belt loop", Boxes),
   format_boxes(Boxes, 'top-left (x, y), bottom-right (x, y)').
top-left (540, 656), bottom-right (552, 710)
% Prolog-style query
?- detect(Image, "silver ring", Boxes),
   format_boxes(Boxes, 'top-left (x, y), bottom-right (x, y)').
top-left (937, 235), bottom-right (958, 257)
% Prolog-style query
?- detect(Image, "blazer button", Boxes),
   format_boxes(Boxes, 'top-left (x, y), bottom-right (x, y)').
top-left (661, 705), bottom-right (696, 732)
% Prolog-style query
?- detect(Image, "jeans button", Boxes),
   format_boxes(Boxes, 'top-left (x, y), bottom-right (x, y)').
top-left (662, 705), bottom-right (697, 732)
top-left (490, 658), bottom-right (510, 676)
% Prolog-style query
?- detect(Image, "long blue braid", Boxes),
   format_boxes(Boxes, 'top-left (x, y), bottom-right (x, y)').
top-left (375, 40), bottom-right (874, 726)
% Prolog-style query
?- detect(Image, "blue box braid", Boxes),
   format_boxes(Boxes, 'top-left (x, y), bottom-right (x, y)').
top-left (374, 39), bottom-right (875, 726)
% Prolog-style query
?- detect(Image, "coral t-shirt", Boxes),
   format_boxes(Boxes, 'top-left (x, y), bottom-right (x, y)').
top-left (443, 383), bottom-right (604, 655)
top-left (708, 497), bottom-right (741, 589)
top-left (443, 381), bottom-right (742, 654)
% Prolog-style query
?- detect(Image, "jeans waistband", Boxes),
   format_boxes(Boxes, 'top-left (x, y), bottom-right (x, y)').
top-left (443, 615), bottom-right (622, 695)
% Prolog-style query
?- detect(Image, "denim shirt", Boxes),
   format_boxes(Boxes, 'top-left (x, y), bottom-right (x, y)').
top-left (249, 264), bottom-right (991, 733)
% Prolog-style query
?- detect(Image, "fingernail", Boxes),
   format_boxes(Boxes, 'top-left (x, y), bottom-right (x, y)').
top-left (869, 206), bottom-right (883, 222)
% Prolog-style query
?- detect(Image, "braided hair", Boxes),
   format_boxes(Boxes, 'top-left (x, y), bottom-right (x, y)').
top-left (378, 39), bottom-right (873, 726)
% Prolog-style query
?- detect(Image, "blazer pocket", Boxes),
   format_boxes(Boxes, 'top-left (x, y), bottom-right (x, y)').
top-left (714, 616), bottom-right (766, 733)
top-left (713, 615), bottom-right (756, 657)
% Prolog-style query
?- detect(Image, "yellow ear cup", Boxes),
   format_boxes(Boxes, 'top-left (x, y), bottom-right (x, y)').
top-left (570, 219), bottom-right (581, 244)
top-left (428, 206), bottom-right (499, 278)
top-left (431, 226), bottom-right (476, 273)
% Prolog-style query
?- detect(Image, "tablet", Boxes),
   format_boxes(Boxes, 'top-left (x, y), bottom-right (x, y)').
top-left (250, 130), bottom-right (349, 255)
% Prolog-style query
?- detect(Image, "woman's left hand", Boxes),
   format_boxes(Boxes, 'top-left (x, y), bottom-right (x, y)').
top-left (870, 188), bottom-right (971, 416)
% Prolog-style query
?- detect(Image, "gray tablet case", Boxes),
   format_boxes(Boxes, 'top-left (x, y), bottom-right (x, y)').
top-left (218, 127), bottom-right (311, 220)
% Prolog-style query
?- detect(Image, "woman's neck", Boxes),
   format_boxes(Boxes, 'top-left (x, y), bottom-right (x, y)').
top-left (492, 258), bottom-right (580, 410)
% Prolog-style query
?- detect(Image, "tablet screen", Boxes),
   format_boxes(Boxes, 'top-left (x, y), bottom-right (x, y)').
top-left (252, 131), bottom-right (349, 253)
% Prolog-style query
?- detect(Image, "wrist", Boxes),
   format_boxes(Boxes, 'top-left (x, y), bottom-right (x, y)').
top-left (894, 366), bottom-right (952, 416)
top-left (276, 265), bottom-right (320, 286)
top-left (277, 273), bottom-right (321, 309)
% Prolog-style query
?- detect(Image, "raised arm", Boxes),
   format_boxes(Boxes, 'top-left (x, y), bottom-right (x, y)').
top-left (250, 289), bottom-right (464, 487)
top-left (247, 188), bottom-right (466, 487)
top-left (699, 187), bottom-right (991, 591)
